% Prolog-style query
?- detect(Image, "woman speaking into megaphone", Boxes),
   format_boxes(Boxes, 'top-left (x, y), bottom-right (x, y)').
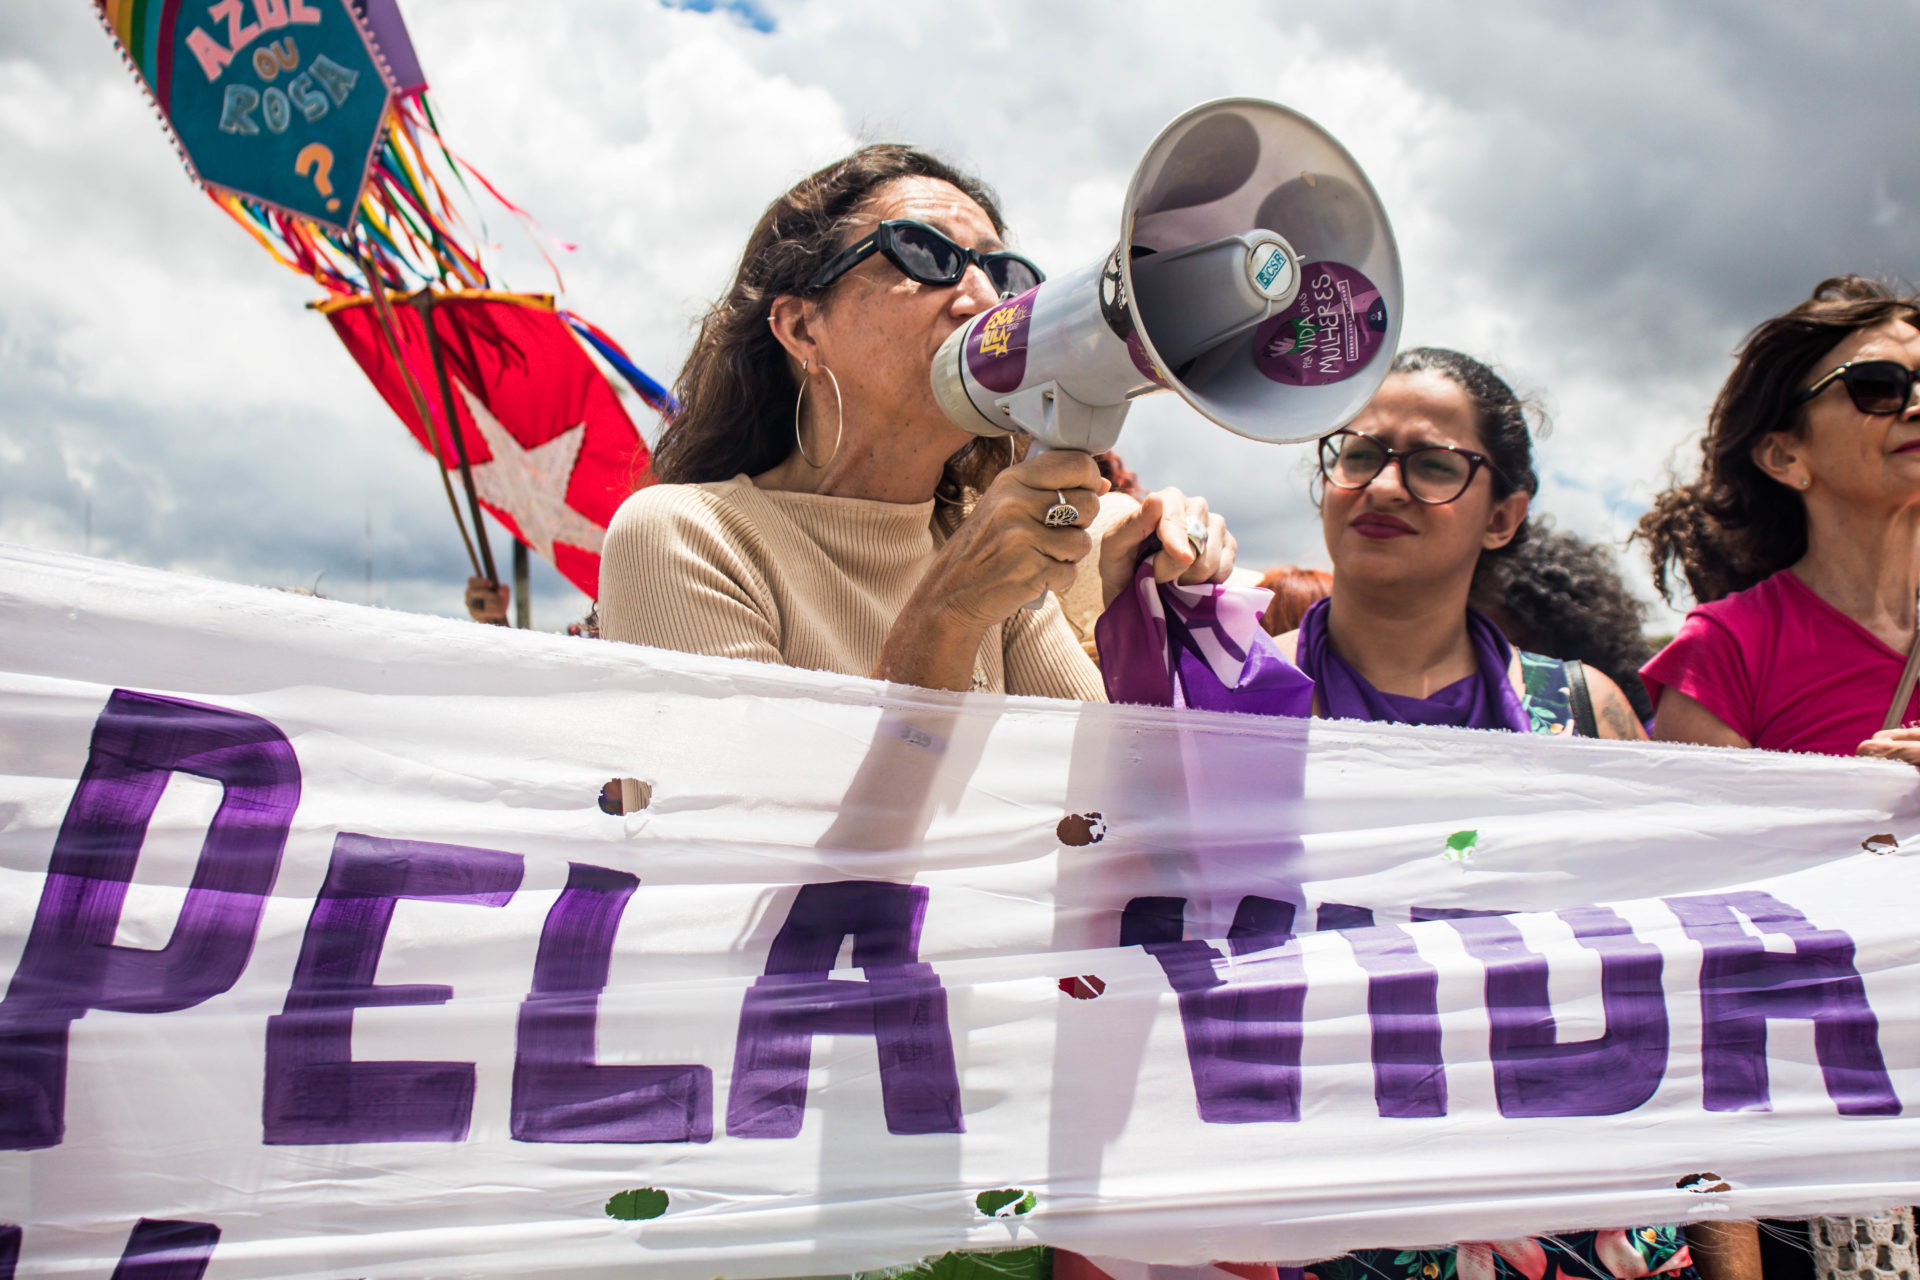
top-left (598, 145), bottom-right (1235, 693)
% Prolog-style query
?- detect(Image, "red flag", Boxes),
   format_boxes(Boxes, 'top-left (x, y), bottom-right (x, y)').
top-left (323, 291), bottom-right (652, 597)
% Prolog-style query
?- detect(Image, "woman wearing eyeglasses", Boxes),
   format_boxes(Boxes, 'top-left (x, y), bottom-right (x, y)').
top-left (1275, 347), bottom-right (1647, 741)
top-left (598, 145), bottom-right (1233, 695)
top-left (1639, 276), bottom-right (1920, 763)
top-left (1274, 350), bottom-right (1716, 1280)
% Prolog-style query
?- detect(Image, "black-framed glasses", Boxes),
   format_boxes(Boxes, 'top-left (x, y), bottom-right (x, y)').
top-left (1797, 360), bottom-right (1920, 416)
top-left (807, 219), bottom-right (1044, 299)
top-left (1318, 429), bottom-right (1503, 505)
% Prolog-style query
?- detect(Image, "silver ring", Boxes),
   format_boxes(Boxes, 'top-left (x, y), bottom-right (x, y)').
top-left (1185, 514), bottom-right (1209, 556)
top-left (1043, 491), bottom-right (1081, 528)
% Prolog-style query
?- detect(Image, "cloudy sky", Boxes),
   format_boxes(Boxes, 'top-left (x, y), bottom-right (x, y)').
top-left (2, 0), bottom-right (1915, 627)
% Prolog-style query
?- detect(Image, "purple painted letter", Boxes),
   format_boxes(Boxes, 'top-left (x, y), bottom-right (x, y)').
top-left (111, 1219), bottom-right (220, 1280)
top-left (726, 881), bottom-right (962, 1138)
top-left (1448, 906), bottom-right (1668, 1117)
top-left (1667, 891), bottom-right (1898, 1116)
top-left (0, 690), bottom-right (299, 1150)
top-left (1343, 924), bottom-right (1446, 1119)
top-left (1147, 914), bottom-right (1308, 1124)
top-left (511, 862), bottom-right (712, 1143)
top-left (263, 833), bottom-right (522, 1144)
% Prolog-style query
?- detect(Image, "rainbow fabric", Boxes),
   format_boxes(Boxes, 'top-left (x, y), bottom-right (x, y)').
top-left (93, 0), bottom-right (675, 406)
top-left (95, 1), bottom-right (516, 295)
top-left (95, 0), bottom-right (395, 234)
top-left (96, 0), bottom-right (170, 85)
top-left (93, 0), bottom-right (676, 590)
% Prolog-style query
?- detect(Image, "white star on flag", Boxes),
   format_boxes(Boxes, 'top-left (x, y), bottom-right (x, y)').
top-left (455, 382), bottom-right (607, 563)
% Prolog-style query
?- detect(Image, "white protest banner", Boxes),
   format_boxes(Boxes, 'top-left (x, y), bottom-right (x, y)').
top-left (3, 543), bottom-right (1920, 1279)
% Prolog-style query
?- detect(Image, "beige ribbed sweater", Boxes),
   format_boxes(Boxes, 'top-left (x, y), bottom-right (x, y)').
top-left (598, 475), bottom-right (1106, 701)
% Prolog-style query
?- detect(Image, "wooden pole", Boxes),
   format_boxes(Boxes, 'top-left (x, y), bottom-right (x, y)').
top-left (1882, 597), bottom-right (1920, 732)
top-left (411, 291), bottom-right (498, 585)
top-left (513, 539), bottom-right (530, 630)
top-left (353, 269), bottom-right (482, 579)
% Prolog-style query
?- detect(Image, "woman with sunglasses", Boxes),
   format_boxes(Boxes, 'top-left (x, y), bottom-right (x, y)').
top-left (1274, 347), bottom-right (1647, 741)
top-left (1640, 276), bottom-right (1920, 765)
top-left (598, 145), bottom-right (1233, 695)
top-left (1636, 277), bottom-right (1920, 1280)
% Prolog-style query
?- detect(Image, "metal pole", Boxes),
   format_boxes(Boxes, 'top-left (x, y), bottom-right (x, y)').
top-left (411, 291), bottom-right (498, 585)
top-left (513, 539), bottom-right (530, 629)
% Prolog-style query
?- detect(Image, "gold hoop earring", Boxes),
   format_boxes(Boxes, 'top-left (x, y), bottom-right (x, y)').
top-left (794, 360), bottom-right (844, 468)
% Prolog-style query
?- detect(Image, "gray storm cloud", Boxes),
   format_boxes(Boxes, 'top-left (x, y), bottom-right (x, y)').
top-left (2, 0), bottom-right (1912, 622)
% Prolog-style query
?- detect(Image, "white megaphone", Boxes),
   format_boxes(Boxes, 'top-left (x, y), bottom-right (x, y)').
top-left (932, 97), bottom-right (1403, 455)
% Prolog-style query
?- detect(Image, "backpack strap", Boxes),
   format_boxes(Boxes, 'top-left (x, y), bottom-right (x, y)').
top-left (1564, 660), bottom-right (1599, 738)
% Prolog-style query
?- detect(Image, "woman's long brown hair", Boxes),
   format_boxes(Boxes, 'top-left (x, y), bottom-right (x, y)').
top-left (650, 144), bottom-right (1018, 504)
top-left (1638, 276), bottom-right (1920, 605)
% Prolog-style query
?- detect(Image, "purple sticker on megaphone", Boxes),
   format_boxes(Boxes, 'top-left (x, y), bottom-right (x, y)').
top-left (1126, 331), bottom-right (1170, 389)
top-left (1253, 262), bottom-right (1389, 387)
top-left (966, 287), bottom-right (1038, 394)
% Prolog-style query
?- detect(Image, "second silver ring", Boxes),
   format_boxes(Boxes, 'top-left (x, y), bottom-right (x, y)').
top-left (1185, 514), bottom-right (1209, 556)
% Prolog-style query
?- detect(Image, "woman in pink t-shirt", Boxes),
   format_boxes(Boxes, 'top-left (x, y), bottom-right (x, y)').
top-left (1640, 276), bottom-right (1920, 760)
top-left (1639, 276), bottom-right (1920, 1280)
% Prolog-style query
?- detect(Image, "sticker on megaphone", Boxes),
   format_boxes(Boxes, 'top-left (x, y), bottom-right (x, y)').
top-left (967, 288), bottom-right (1038, 395)
top-left (1247, 241), bottom-right (1296, 299)
top-left (1254, 262), bottom-right (1390, 387)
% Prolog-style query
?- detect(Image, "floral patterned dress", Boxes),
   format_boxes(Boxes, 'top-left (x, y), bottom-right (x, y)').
top-left (1306, 1225), bottom-right (1695, 1280)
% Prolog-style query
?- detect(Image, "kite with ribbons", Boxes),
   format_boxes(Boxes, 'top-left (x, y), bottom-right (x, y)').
top-left (92, 0), bottom-right (673, 600)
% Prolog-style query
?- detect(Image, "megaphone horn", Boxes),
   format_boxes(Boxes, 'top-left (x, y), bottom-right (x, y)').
top-left (932, 97), bottom-right (1404, 455)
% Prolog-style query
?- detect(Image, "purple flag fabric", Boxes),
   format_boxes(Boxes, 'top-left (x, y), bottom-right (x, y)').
top-left (1095, 555), bottom-right (1315, 717)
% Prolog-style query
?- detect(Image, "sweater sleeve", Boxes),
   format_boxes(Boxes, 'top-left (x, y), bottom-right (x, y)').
top-left (596, 485), bottom-right (784, 665)
top-left (1003, 592), bottom-right (1108, 702)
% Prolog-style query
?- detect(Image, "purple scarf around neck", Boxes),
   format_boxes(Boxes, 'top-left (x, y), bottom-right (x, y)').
top-left (1293, 597), bottom-right (1530, 732)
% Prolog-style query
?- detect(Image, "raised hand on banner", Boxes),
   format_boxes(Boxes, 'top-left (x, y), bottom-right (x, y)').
top-left (874, 450), bottom-right (1106, 690)
top-left (901, 451), bottom-right (1104, 621)
top-left (1858, 725), bottom-right (1920, 766)
top-left (465, 576), bottom-right (510, 627)
top-left (1095, 486), bottom-right (1236, 607)
top-left (875, 453), bottom-right (1243, 691)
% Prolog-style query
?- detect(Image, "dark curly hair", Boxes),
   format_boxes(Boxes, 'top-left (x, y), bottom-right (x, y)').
top-left (1385, 347), bottom-right (1544, 588)
top-left (651, 144), bottom-right (1014, 499)
top-left (1637, 275), bottom-right (1920, 605)
top-left (1471, 524), bottom-right (1657, 722)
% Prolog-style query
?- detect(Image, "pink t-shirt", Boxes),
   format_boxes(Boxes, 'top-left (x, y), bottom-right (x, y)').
top-left (1641, 570), bottom-right (1920, 757)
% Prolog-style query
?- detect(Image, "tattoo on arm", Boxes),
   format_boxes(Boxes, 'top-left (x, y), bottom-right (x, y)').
top-left (1599, 687), bottom-right (1647, 740)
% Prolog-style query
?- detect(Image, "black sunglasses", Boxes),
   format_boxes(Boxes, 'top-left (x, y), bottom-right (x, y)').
top-left (1318, 429), bottom-right (1504, 505)
top-left (1797, 360), bottom-right (1920, 416)
top-left (807, 219), bottom-right (1044, 299)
